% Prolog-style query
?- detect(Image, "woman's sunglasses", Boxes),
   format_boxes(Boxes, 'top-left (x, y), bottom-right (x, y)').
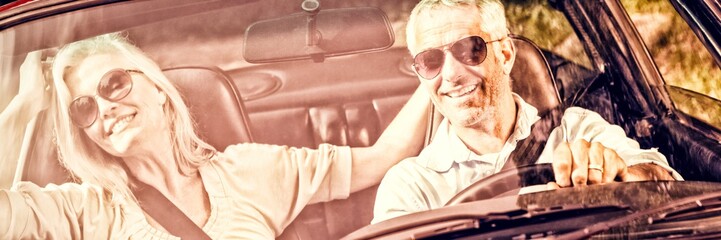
top-left (68, 69), bottom-right (141, 128)
top-left (412, 35), bottom-right (504, 79)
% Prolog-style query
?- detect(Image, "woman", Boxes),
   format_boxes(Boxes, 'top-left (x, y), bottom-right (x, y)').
top-left (0, 33), bottom-right (430, 239)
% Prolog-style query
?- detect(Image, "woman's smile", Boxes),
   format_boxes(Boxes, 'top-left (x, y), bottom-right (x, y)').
top-left (107, 113), bottom-right (136, 136)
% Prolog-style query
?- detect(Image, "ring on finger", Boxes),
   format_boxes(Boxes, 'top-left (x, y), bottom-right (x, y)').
top-left (588, 164), bottom-right (604, 173)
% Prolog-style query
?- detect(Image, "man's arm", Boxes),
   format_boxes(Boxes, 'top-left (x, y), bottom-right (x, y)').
top-left (371, 160), bottom-right (429, 224)
top-left (551, 140), bottom-right (676, 188)
top-left (542, 107), bottom-right (680, 187)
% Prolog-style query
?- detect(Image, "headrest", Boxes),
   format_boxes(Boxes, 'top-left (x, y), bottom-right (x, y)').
top-left (509, 35), bottom-right (561, 114)
top-left (163, 66), bottom-right (253, 150)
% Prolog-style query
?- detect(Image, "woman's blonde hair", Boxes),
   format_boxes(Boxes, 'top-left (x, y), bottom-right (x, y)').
top-left (406, 0), bottom-right (508, 53)
top-left (50, 33), bottom-right (216, 202)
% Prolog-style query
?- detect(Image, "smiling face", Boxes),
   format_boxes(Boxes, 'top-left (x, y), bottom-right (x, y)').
top-left (409, 4), bottom-right (514, 129)
top-left (66, 53), bottom-right (168, 157)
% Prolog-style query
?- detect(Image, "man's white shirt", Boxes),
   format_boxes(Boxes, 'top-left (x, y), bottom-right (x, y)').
top-left (371, 93), bottom-right (682, 224)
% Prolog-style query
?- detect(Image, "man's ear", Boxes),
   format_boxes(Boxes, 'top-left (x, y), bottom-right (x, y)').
top-left (499, 37), bottom-right (516, 75)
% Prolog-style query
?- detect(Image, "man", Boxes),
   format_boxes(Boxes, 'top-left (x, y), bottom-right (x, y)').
top-left (372, 0), bottom-right (682, 224)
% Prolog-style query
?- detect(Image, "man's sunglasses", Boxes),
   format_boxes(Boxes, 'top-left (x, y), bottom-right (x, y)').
top-left (69, 69), bottom-right (141, 128)
top-left (412, 35), bottom-right (504, 79)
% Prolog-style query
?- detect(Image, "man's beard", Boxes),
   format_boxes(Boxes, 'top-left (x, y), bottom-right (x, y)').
top-left (453, 71), bottom-right (508, 129)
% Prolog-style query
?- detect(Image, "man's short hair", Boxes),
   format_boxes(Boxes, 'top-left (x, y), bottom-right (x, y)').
top-left (406, 0), bottom-right (508, 52)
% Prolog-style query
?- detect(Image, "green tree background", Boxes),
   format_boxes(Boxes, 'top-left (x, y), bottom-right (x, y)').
top-left (505, 0), bottom-right (721, 128)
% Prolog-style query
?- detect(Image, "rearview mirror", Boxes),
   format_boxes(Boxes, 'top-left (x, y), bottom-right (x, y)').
top-left (243, 7), bottom-right (395, 63)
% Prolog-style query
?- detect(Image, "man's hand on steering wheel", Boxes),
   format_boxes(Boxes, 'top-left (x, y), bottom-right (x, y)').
top-left (548, 139), bottom-right (674, 189)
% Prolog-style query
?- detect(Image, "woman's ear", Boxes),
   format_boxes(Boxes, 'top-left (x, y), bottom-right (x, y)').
top-left (157, 88), bottom-right (167, 105)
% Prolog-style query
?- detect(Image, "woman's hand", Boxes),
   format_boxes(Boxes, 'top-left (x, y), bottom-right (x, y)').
top-left (17, 50), bottom-right (51, 116)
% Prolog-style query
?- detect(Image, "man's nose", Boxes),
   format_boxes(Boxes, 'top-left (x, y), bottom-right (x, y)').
top-left (439, 51), bottom-right (466, 83)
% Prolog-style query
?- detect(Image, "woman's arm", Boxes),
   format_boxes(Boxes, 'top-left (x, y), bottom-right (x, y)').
top-left (1, 183), bottom-right (121, 239)
top-left (349, 86), bottom-right (430, 193)
top-left (0, 51), bottom-right (51, 188)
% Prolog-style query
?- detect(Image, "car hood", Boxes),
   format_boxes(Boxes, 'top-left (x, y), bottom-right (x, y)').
top-left (344, 181), bottom-right (721, 239)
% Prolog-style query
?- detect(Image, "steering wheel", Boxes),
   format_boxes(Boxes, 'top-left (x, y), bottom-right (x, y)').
top-left (445, 163), bottom-right (555, 206)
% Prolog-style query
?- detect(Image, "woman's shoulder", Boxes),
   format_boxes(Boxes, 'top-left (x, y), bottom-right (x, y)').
top-left (14, 180), bottom-right (104, 194)
top-left (216, 143), bottom-right (347, 163)
top-left (202, 143), bottom-right (295, 197)
top-left (208, 143), bottom-right (287, 173)
top-left (209, 142), bottom-right (348, 175)
top-left (11, 180), bottom-right (124, 214)
top-left (216, 143), bottom-right (290, 163)
top-left (13, 181), bottom-right (123, 205)
top-left (221, 142), bottom-right (288, 154)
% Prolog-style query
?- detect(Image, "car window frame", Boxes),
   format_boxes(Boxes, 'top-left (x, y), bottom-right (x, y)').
top-left (656, 0), bottom-right (721, 135)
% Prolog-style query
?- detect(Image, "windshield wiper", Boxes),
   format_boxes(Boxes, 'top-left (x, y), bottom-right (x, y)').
top-left (623, 217), bottom-right (721, 239)
top-left (415, 204), bottom-right (630, 239)
top-left (555, 191), bottom-right (721, 239)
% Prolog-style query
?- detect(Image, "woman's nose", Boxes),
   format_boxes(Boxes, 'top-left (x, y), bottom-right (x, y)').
top-left (96, 97), bottom-right (120, 120)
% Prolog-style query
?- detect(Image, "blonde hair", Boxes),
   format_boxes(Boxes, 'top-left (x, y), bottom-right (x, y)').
top-left (50, 33), bottom-right (216, 202)
top-left (406, 0), bottom-right (508, 52)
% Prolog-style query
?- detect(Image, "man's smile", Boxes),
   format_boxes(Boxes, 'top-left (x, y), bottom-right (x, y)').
top-left (443, 84), bottom-right (478, 98)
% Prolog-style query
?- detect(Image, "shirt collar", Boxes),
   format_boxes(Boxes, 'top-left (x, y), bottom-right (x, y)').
top-left (419, 93), bottom-right (541, 172)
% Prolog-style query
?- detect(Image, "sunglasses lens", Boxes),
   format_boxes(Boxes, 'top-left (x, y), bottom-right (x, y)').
top-left (414, 36), bottom-right (491, 79)
top-left (414, 50), bottom-right (445, 79)
top-left (69, 96), bottom-right (98, 128)
top-left (69, 69), bottom-right (135, 128)
top-left (451, 36), bottom-right (486, 66)
top-left (98, 69), bottom-right (133, 101)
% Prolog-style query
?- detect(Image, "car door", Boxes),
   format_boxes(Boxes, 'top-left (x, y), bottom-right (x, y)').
top-left (557, 0), bottom-right (721, 181)
top-left (622, 0), bottom-right (721, 181)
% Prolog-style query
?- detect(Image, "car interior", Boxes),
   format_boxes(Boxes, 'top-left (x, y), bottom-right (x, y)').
top-left (10, 0), bottom-right (721, 238)
top-left (18, 33), bottom-right (576, 238)
top-left (5, 0), bottom-right (721, 239)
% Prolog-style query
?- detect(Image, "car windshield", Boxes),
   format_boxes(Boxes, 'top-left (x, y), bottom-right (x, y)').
top-left (0, 0), bottom-right (590, 188)
top-left (3, 0), bottom-right (720, 239)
